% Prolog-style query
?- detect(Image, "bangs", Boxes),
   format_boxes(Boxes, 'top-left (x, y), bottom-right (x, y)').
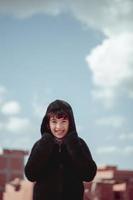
top-left (47, 110), bottom-right (69, 120)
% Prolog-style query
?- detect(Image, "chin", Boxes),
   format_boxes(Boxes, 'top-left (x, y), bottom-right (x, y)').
top-left (56, 134), bottom-right (65, 139)
top-left (57, 136), bottom-right (64, 139)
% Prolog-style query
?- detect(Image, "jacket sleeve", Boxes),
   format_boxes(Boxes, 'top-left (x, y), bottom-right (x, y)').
top-left (64, 131), bottom-right (97, 182)
top-left (24, 133), bottom-right (55, 182)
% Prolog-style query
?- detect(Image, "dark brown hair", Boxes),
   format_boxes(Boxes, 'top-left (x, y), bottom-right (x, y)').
top-left (46, 109), bottom-right (69, 133)
top-left (47, 110), bottom-right (69, 120)
top-left (40, 99), bottom-right (77, 135)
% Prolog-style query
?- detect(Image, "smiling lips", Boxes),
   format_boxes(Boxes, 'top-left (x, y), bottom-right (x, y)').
top-left (55, 130), bottom-right (65, 135)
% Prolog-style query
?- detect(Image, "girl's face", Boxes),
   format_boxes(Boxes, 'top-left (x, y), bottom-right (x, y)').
top-left (49, 116), bottom-right (69, 139)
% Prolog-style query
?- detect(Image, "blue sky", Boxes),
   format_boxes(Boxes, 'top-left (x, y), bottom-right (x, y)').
top-left (0, 0), bottom-right (133, 170)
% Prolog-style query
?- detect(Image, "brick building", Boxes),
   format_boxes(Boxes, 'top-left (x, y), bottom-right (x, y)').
top-left (0, 149), bottom-right (28, 200)
top-left (1, 147), bottom-right (133, 200)
top-left (84, 165), bottom-right (133, 200)
top-left (3, 165), bottom-right (133, 200)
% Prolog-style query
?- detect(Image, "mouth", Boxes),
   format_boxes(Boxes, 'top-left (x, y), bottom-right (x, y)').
top-left (56, 131), bottom-right (64, 134)
top-left (55, 130), bottom-right (65, 134)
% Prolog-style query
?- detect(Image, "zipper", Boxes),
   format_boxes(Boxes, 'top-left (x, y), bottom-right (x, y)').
top-left (59, 143), bottom-right (61, 152)
top-left (58, 142), bottom-right (63, 199)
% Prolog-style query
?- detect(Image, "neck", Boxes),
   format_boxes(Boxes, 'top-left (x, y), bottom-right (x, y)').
top-left (55, 137), bottom-right (63, 144)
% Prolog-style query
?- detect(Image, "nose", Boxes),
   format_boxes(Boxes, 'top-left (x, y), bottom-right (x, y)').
top-left (56, 123), bottom-right (61, 129)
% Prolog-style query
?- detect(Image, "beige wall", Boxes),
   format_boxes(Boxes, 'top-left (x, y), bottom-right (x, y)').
top-left (3, 178), bottom-right (33, 200)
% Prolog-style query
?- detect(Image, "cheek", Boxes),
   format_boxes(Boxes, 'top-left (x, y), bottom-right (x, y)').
top-left (49, 123), bottom-right (53, 129)
top-left (64, 125), bottom-right (69, 135)
top-left (47, 122), bottom-right (53, 132)
top-left (66, 123), bottom-right (69, 131)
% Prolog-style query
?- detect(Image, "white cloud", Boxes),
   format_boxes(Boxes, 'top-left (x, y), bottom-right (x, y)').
top-left (69, 0), bottom-right (133, 36)
top-left (96, 145), bottom-right (133, 156)
top-left (87, 33), bottom-right (133, 88)
top-left (0, 0), bottom-right (132, 36)
top-left (1, 136), bottom-right (32, 149)
top-left (87, 33), bottom-right (133, 106)
top-left (0, 0), bottom-right (65, 19)
top-left (6, 117), bottom-right (31, 133)
top-left (96, 116), bottom-right (126, 128)
top-left (68, 0), bottom-right (133, 107)
top-left (119, 132), bottom-right (133, 140)
top-left (124, 146), bottom-right (133, 154)
top-left (91, 88), bottom-right (115, 108)
top-left (97, 146), bottom-right (118, 154)
top-left (1, 0), bottom-right (133, 107)
top-left (0, 85), bottom-right (34, 135)
top-left (1, 101), bottom-right (21, 115)
top-left (0, 85), bottom-right (7, 95)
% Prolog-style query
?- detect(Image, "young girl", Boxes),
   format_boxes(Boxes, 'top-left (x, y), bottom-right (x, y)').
top-left (25, 99), bottom-right (97, 200)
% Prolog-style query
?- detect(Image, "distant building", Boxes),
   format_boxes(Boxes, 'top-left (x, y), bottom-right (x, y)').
top-left (3, 165), bottom-right (133, 200)
top-left (1, 148), bottom-right (133, 200)
top-left (3, 178), bottom-right (33, 200)
top-left (0, 149), bottom-right (28, 200)
top-left (84, 165), bottom-right (133, 200)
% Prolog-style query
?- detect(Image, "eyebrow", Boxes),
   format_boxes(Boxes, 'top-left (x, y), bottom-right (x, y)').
top-left (50, 117), bottom-right (68, 121)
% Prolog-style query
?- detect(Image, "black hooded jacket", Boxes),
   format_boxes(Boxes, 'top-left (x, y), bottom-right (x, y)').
top-left (24, 100), bottom-right (97, 200)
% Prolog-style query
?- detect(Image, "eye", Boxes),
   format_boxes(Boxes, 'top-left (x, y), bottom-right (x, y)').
top-left (62, 120), bottom-right (68, 123)
top-left (51, 120), bottom-right (57, 123)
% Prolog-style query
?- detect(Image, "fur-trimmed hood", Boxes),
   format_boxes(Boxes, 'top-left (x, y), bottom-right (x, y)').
top-left (40, 99), bottom-right (77, 136)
